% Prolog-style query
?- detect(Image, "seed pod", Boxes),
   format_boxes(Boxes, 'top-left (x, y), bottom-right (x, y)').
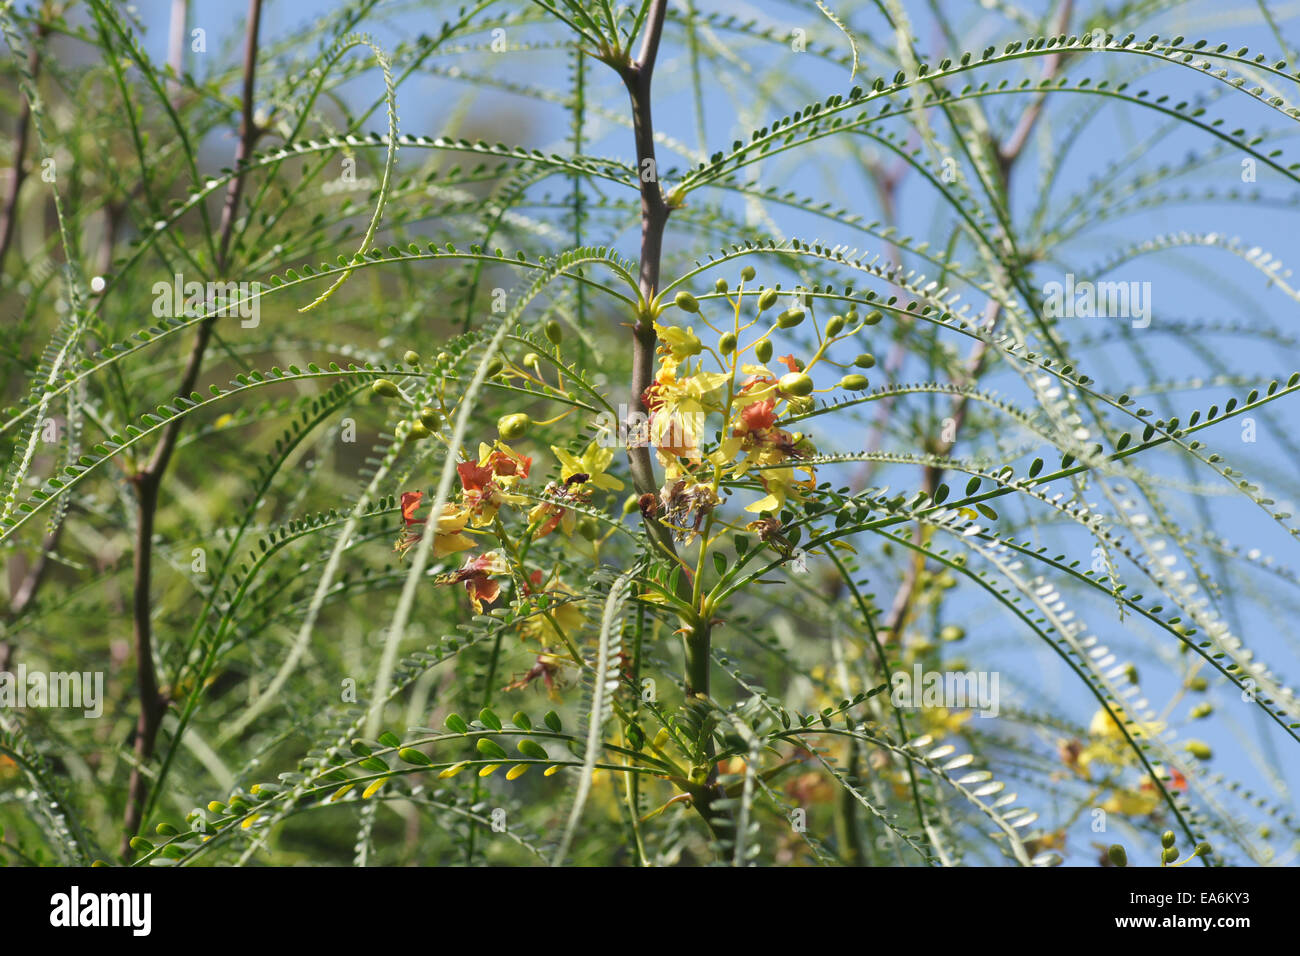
top-left (776, 308), bottom-right (805, 328)
top-left (1161, 830), bottom-right (1176, 849)
top-left (545, 320), bottom-right (563, 345)
top-left (839, 374), bottom-right (870, 391)
top-left (675, 290), bottom-right (700, 313)
top-left (1162, 846), bottom-right (1179, 864)
top-left (779, 371), bottom-right (815, 397)
top-left (864, 309), bottom-right (883, 325)
top-left (719, 332), bottom-right (737, 355)
top-left (825, 314), bottom-right (845, 337)
top-left (755, 339), bottom-right (774, 363)
top-left (741, 265), bottom-right (756, 281)
top-left (486, 357), bottom-right (504, 377)
top-left (371, 378), bottom-right (400, 399)
top-left (757, 288), bottom-right (780, 312)
top-left (714, 277), bottom-right (729, 293)
top-left (940, 624), bottom-right (965, 642)
top-left (497, 413), bottom-right (532, 441)
top-left (403, 350), bottom-right (421, 366)
top-left (854, 352), bottom-right (876, 369)
top-left (1108, 844), bottom-right (1128, 867)
top-left (1185, 740), bottom-right (1212, 760)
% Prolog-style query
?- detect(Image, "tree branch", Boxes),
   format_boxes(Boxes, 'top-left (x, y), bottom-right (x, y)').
top-left (121, 0), bottom-right (263, 860)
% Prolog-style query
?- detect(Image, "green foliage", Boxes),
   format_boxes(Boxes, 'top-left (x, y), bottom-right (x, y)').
top-left (2, 0), bottom-right (1300, 868)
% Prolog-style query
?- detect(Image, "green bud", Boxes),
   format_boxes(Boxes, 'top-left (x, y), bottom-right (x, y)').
top-left (436, 352), bottom-right (450, 363)
top-left (864, 309), bottom-right (883, 325)
top-left (524, 352), bottom-right (541, 368)
top-left (778, 371), bottom-right (815, 397)
top-left (419, 406), bottom-right (442, 430)
top-left (403, 350), bottom-right (421, 366)
top-left (1188, 675), bottom-right (1209, 692)
top-left (1190, 702), bottom-right (1213, 719)
top-left (497, 413), bottom-right (531, 441)
top-left (622, 494), bottom-right (640, 515)
top-left (825, 314), bottom-right (845, 337)
top-left (755, 339), bottom-right (774, 363)
top-left (1162, 846), bottom-right (1180, 864)
top-left (1185, 740), bottom-right (1212, 760)
top-left (486, 357), bottom-right (504, 377)
top-left (675, 291), bottom-right (700, 313)
top-left (719, 332), bottom-right (737, 355)
top-left (785, 396), bottom-right (814, 416)
top-left (1161, 830), bottom-right (1176, 849)
top-left (407, 421), bottom-right (432, 441)
top-left (371, 378), bottom-right (400, 399)
top-left (576, 518), bottom-right (600, 540)
top-left (1192, 842), bottom-right (1212, 858)
top-left (776, 308), bottom-right (806, 328)
top-left (1108, 844), bottom-right (1128, 867)
top-left (714, 277), bottom-right (729, 293)
top-left (940, 625), bottom-right (965, 642)
top-left (741, 265), bottom-right (756, 281)
top-left (545, 320), bottom-right (563, 345)
top-left (854, 353), bottom-right (876, 369)
top-left (839, 374), bottom-right (870, 391)
top-left (757, 288), bottom-right (780, 312)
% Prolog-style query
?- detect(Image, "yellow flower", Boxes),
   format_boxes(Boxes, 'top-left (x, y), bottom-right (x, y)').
top-left (653, 322), bottom-right (703, 361)
top-left (551, 440), bottom-right (624, 492)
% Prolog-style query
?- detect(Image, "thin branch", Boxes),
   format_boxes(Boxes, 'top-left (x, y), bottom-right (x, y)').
top-left (120, 0), bottom-right (263, 860)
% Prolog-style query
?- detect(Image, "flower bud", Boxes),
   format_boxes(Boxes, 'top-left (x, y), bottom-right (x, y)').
top-left (1161, 846), bottom-right (1179, 864)
top-left (825, 314), bottom-right (845, 337)
top-left (854, 353), bottom-right (876, 369)
top-left (839, 374), bottom-right (870, 391)
top-left (497, 413), bottom-right (531, 441)
top-left (778, 371), bottom-right (815, 397)
top-left (864, 309), bottom-right (883, 325)
top-left (674, 290), bottom-right (700, 313)
top-left (741, 265), bottom-right (756, 281)
top-left (576, 517), bottom-right (600, 540)
top-left (714, 277), bottom-right (729, 293)
top-left (1190, 702), bottom-right (1213, 719)
top-left (524, 352), bottom-right (541, 368)
top-left (403, 350), bottom-right (421, 366)
top-left (486, 357), bottom-right (504, 377)
top-left (719, 332), bottom-right (737, 355)
top-left (1107, 844), bottom-right (1127, 867)
top-left (371, 378), bottom-right (400, 399)
top-left (622, 494), bottom-right (640, 515)
top-left (776, 308), bottom-right (805, 328)
top-left (940, 624), bottom-right (965, 642)
top-left (1188, 675), bottom-right (1208, 692)
top-left (755, 339), bottom-right (773, 363)
top-left (436, 351), bottom-right (450, 363)
top-left (545, 320), bottom-right (563, 345)
top-left (407, 420), bottom-right (432, 441)
top-left (1184, 740), bottom-right (1212, 760)
top-left (419, 407), bottom-right (441, 431)
top-left (757, 288), bottom-right (780, 312)
top-left (1192, 842), bottom-right (1212, 858)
